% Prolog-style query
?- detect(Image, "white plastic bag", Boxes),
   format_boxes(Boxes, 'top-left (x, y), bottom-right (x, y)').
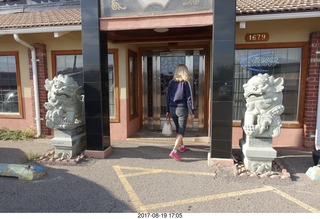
top-left (306, 166), bottom-right (320, 181)
top-left (162, 118), bottom-right (173, 136)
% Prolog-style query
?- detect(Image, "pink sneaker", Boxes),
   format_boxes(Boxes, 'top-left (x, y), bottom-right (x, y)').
top-left (179, 145), bottom-right (187, 153)
top-left (169, 151), bottom-right (181, 161)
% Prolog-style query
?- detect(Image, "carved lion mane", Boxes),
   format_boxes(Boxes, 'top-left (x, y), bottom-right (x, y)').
top-left (44, 74), bottom-right (84, 129)
top-left (243, 73), bottom-right (284, 138)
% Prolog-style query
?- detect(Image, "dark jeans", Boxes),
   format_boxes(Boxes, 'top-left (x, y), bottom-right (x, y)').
top-left (313, 150), bottom-right (320, 165)
top-left (169, 106), bottom-right (188, 136)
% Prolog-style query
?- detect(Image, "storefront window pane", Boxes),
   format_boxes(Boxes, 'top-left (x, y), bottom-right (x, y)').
top-left (233, 48), bottom-right (302, 123)
top-left (0, 55), bottom-right (19, 114)
top-left (108, 53), bottom-right (116, 118)
top-left (56, 54), bottom-right (84, 86)
top-left (128, 50), bottom-right (138, 119)
top-left (54, 51), bottom-right (118, 121)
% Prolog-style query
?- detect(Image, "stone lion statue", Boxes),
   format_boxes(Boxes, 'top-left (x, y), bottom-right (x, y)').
top-left (243, 73), bottom-right (284, 138)
top-left (44, 74), bottom-right (84, 129)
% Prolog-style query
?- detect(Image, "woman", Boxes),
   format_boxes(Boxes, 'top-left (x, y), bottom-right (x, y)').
top-left (166, 64), bottom-right (195, 161)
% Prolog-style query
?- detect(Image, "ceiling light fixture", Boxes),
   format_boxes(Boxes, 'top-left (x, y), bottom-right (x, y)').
top-left (153, 28), bottom-right (169, 33)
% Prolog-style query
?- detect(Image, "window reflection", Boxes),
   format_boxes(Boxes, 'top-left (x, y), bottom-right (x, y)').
top-left (54, 50), bottom-right (119, 121)
top-left (56, 54), bottom-right (83, 86)
top-left (234, 48), bottom-right (302, 123)
top-left (0, 55), bottom-right (20, 114)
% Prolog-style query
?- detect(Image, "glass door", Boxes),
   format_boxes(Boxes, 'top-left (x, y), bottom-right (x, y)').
top-left (142, 49), bottom-right (205, 131)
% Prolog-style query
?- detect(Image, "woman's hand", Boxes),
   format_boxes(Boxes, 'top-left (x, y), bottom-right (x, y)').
top-left (190, 114), bottom-right (195, 121)
top-left (166, 112), bottom-right (170, 119)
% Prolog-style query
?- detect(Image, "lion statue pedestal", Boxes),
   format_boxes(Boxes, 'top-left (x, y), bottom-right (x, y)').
top-left (239, 73), bottom-right (284, 174)
top-left (51, 124), bottom-right (86, 159)
top-left (44, 74), bottom-right (86, 159)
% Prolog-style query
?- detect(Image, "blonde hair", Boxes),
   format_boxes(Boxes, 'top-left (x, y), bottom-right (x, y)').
top-left (173, 64), bottom-right (190, 81)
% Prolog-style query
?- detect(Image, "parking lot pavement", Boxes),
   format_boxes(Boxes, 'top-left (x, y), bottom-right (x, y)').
top-left (0, 138), bottom-right (320, 215)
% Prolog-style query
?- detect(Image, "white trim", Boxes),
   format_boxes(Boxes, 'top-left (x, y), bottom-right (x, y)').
top-left (236, 11), bottom-right (320, 22)
top-left (0, 25), bottom-right (81, 35)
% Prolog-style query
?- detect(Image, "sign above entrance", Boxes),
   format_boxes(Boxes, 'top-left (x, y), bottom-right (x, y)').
top-left (100, 0), bottom-right (213, 17)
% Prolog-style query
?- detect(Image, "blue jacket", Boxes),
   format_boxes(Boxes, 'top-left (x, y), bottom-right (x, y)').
top-left (166, 80), bottom-right (195, 115)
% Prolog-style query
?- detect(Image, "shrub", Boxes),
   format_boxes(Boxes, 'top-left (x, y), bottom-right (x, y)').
top-left (0, 128), bottom-right (36, 141)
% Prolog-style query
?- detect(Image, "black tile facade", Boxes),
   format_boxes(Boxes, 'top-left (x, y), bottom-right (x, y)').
top-left (210, 139), bottom-right (233, 158)
top-left (212, 61), bottom-right (234, 80)
top-left (211, 102), bottom-right (234, 122)
top-left (211, 121), bottom-right (233, 140)
top-left (83, 67), bottom-right (103, 82)
top-left (212, 81), bottom-right (233, 101)
top-left (210, 0), bottom-right (236, 159)
top-left (84, 100), bottom-right (102, 118)
top-left (81, 0), bottom-right (110, 151)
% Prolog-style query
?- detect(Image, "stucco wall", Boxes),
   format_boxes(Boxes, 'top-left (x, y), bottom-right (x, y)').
top-left (236, 18), bottom-right (320, 43)
top-left (107, 43), bottom-right (140, 139)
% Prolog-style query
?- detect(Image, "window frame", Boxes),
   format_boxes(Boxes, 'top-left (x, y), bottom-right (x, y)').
top-left (0, 51), bottom-right (23, 118)
top-left (127, 49), bottom-right (139, 120)
top-left (108, 49), bottom-right (120, 123)
top-left (51, 49), bottom-right (120, 123)
top-left (51, 50), bottom-right (83, 78)
top-left (234, 42), bottom-right (308, 128)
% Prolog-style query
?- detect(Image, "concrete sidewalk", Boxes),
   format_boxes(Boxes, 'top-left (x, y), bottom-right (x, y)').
top-left (0, 138), bottom-right (320, 213)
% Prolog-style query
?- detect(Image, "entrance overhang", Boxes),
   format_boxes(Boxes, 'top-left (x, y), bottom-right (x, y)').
top-left (100, 11), bottom-right (213, 31)
top-left (100, 12), bottom-right (213, 43)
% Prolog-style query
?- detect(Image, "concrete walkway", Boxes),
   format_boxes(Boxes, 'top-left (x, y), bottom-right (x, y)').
top-left (0, 138), bottom-right (320, 215)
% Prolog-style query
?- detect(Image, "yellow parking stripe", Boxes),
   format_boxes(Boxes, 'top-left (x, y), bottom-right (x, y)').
top-left (113, 166), bottom-right (319, 213)
top-left (114, 165), bottom-right (216, 177)
top-left (272, 187), bottom-right (319, 213)
top-left (124, 170), bottom-right (165, 178)
top-left (113, 166), bottom-right (147, 212)
top-left (143, 186), bottom-right (274, 211)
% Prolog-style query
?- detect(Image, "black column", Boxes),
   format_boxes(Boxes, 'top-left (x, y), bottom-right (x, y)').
top-left (210, 0), bottom-right (236, 158)
top-left (81, 0), bottom-right (110, 151)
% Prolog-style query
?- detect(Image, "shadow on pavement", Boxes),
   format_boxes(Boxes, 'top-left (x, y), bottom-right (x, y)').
top-left (0, 147), bottom-right (29, 164)
top-left (0, 148), bottom-right (133, 213)
top-left (110, 144), bottom-right (210, 162)
top-left (276, 149), bottom-right (314, 181)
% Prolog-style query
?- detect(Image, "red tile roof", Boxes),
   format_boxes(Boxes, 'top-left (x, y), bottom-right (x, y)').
top-left (0, 8), bottom-right (80, 29)
top-left (237, 0), bottom-right (320, 15)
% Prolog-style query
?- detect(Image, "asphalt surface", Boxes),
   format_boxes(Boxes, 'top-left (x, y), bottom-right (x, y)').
top-left (0, 138), bottom-right (320, 216)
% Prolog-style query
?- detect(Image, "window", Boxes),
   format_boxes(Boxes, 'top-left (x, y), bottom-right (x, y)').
top-left (233, 43), bottom-right (307, 127)
top-left (108, 49), bottom-right (120, 122)
top-left (128, 50), bottom-right (138, 120)
top-left (52, 50), bottom-right (83, 86)
top-left (0, 52), bottom-right (22, 118)
top-left (52, 50), bottom-right (119, 122)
